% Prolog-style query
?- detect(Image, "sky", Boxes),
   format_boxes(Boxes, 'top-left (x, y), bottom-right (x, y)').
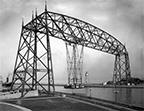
top-left (0, 0), bottom-right (144, 83)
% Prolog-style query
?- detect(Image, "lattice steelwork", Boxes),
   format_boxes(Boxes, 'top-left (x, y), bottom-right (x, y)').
top-left (65, 43), bottom-right (84, 86)
top-left (11, 4), bottom-right (131, 97)
top-left (113, 50), bottom-right (131, 84)
top-left (11, 7), bottom-right (55, 97)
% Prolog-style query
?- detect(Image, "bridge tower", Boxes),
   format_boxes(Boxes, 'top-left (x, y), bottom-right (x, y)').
top-left (113, 50), bottom-right (131, 85)
top-left (66, 43), bottom-right (84, 87)
top-left (11, 4), bottom-right (55, 97)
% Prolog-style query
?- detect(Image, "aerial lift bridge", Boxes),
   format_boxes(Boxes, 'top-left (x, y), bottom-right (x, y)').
top-left (11, 3), bottom-right (131, 97)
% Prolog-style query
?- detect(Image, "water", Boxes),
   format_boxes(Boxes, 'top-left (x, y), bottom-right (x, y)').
top-left (1, 84), bottom-right (144, 108)
top-left (55, 86), bottom-right (144, 108)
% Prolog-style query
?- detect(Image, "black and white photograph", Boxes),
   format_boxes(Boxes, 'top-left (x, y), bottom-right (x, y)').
top-left (0, 0), bottom-right (144, 110)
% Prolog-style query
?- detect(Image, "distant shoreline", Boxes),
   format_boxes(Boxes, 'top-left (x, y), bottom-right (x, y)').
top-left (54, 83), bottom-right (144, 88)
top-left (0, 83), bottom-right (144, 91)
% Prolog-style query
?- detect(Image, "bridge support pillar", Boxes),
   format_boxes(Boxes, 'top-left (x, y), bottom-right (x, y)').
top-left (113, 52), bottom-right (131, 85)
top-left (11, 17), bottom-right (55, 97)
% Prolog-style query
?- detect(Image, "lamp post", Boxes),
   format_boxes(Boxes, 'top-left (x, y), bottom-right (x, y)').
top-left (85, 72), bottom-right (89, 96)
top-left (85, 72), bottom-right (88, 84)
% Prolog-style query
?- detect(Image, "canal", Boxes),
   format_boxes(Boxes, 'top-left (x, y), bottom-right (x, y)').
top-left (55, 86), bottom-right (144, 108)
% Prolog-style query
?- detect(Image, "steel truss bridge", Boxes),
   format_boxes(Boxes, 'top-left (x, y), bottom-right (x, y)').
top-left (11, 5), bottom-right (131, 97)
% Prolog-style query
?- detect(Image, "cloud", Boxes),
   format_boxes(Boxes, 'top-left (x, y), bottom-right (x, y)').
top-left (0, 0), bottom-right (144, 82)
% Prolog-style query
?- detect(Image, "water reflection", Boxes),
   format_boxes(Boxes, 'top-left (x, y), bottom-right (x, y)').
top-left (112, 88), bottom-right (132, 104)
top-left (125, 88), bottom-right (132, 104)
top-left (55, 86), bottom-right (144, 108)
top-left (85, 87), bottom-right (89, 96)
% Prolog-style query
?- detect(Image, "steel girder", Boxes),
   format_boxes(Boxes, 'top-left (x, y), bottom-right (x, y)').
top-left (25, 11), bottom-right (126, 55)
top-left (11, 8), bottom-right (131, 96)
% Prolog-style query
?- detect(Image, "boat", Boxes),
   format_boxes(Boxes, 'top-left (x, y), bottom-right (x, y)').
top-left (64, 84), bottom-right (84, 89)
top-left (2, 82), bottom-right (12, 87)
